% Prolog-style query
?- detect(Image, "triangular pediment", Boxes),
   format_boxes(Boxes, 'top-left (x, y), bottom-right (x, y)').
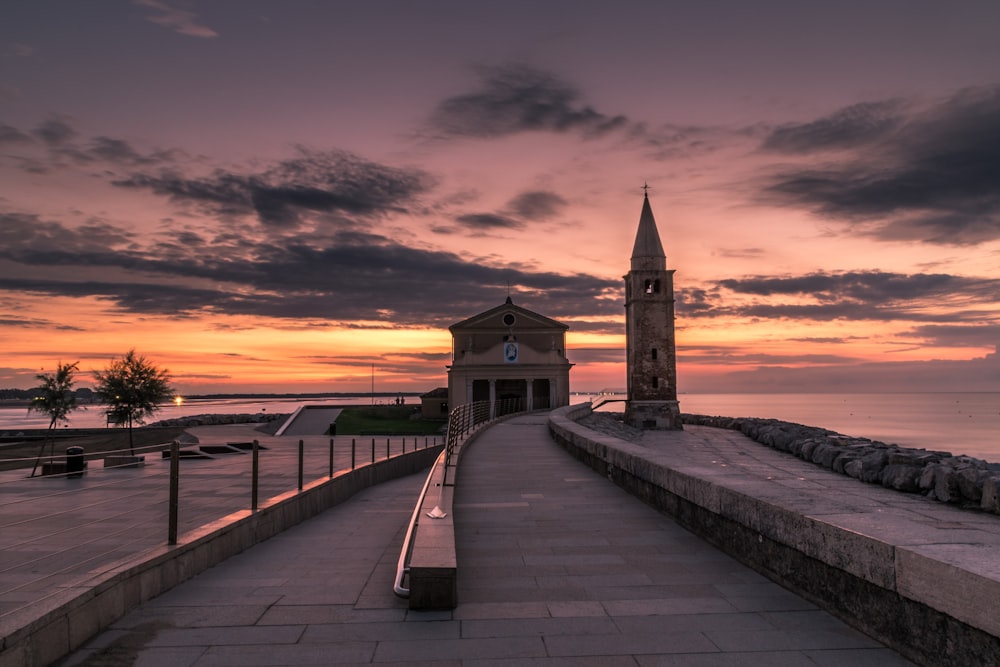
top-left (450, 300), bottom-right (568, 333)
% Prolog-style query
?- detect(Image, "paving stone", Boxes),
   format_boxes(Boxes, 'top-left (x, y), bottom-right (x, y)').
top-left (25, 416), bottom-right (917, 666)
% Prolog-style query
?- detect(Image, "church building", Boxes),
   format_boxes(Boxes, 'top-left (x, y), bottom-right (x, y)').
top-left (624, 192), bottom-right (682, 429)
top-left (447, 297), bottom-right (571, 412)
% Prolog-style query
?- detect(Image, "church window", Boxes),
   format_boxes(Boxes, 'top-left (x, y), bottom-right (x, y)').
top-left (651, 376), bottom-right (659, 389)
top-left (644, 279), bottom-right (652, 294)
top-left (651, 348), bottom-right (658, 360)
top-left (653, 279), bottom-right (661, 293)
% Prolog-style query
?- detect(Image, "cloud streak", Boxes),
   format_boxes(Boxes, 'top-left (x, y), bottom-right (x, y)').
top-left (427, 63), bottom-right (628, 140)
top-left (115, 148), bottom-right (433, 228)
top-left (762, 86), bottom-right (1000, 245)
top-left (0, 211), bottom-right (620, 326)
top-left (134, 0), bottom-right (218, 38)
top-left (680, 270), bottom-right (1000, 323)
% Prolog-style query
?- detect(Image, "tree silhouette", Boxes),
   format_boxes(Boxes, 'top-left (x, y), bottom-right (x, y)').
top-left (28, 361), bottom-right (81, 477)
top-left (93, 350), bottom-right (174, 454)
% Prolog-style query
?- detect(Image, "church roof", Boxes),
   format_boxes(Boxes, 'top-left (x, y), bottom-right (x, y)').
top-left (630, 193), bottom-right (666, 271)
top-left (449, 297), bottom-right (569, 332)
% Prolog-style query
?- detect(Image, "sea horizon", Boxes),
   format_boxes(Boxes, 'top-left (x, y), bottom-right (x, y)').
top-left (2, 391), bottom-right (997, 463)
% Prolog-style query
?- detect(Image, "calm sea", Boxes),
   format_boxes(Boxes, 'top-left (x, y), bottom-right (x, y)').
top-left (593, 392), bottom-right (1000, 463)
top-left (0, 396), bottom-right (403, 431)
top-left (2, 393), bottom-right (997, 463)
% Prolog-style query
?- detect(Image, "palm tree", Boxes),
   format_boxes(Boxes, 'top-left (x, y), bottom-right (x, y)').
top-left (28, 361), bottom-right (81, 477)
top-left (93, 350), bottom-right (174, 454)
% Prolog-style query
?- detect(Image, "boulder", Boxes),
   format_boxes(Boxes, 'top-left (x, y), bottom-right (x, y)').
top-left (880, 464), bottom-right (923, 492)
top-left (981, 476), bottom-right (1000, 514)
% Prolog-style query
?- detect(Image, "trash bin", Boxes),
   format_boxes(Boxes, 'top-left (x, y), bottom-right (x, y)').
top-left (66, 446), bottom-right (86, 478)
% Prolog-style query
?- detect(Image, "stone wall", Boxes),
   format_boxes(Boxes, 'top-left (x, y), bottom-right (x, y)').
top-left (548, 404), bottom-right (1000, 666)
top-left (682, 414), bottom-right (1000, 514)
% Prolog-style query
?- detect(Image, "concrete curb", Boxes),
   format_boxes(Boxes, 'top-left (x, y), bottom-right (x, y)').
top-left (548, 404), bottom-right (1000, 667)
top-left (0, 446), bottom-right (443, 667)
top-left (405, 417), bottom-right (501, 610)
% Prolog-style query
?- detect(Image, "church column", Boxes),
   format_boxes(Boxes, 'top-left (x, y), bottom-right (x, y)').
top-left (489, 379), bottom-right (496, 419)
top-left (526, 379), bottom-right (534, 412)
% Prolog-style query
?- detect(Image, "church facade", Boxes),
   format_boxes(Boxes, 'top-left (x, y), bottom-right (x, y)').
top-left (624, 193), bottom-right (682, 429)
top-left (447, 297), bottom-right (571, 412)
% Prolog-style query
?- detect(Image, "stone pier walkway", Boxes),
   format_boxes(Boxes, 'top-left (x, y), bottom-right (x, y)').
top-left (57, 415), bottom-right (913, 665)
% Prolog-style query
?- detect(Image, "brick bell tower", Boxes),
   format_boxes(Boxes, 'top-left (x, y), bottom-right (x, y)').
top-left (624, 189), bottom-right (682, 429)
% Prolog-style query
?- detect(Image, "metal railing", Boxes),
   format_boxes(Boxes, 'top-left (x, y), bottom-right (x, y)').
top-left (0, 434), bottom-right (444, 613)
top-left (0, 436), bottom-right (442, 552)
top-left (394, 397), bottom-right (548, 598)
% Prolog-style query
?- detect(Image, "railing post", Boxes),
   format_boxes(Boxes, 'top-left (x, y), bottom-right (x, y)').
top-left (168, 440), bottom-right (179, 545)
top-left (328, 438), bottom-right (334, 478)
top-left (251, 439), bottom-right (259, 511)
top-left (371, 438), bottom-right (375, 463)
top-left (298, 439), bottom-right (304, 491)
top-left (351, 438), bottom-right (356, 469)
top-left (386, 437), bottom-right (390, 459)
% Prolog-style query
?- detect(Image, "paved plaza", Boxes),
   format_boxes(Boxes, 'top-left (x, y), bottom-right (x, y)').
top-left (0, 425), bottom-right (439, 624)
top-left (53, 415), bottom-right (913, 665)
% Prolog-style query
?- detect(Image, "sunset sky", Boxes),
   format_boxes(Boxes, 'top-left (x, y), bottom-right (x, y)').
top-left (2, 1), bottom-right (999, 395)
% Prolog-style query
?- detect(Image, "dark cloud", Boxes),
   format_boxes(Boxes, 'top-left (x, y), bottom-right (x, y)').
top-left (681, 270), bottom-right (1000, 323)
top-left (717, 271), bottom-right (996, 302)
top-left (507, 190), bottom-right (566, 220)
top-left (0, 316), bottom-right (83, 331)
top-left (427, 63), bottom-right (628, 139)
top-left (679, 349), bottom-right (860, 365)
top-left (2, 118), bottom-right (181, 172)
top-left (762, 100), bottom-right (904, 152)
top-left (88, 136), bottom-right (175, 165)
top-left (32, 116), bottom-right (77, 145)
top-left (0, 123), bottom-right (32, 145)
top-left (454, 212), bottom-right (523, 231)
top-left (0, 212), bottom-right (137, 263)
top-left (447, 189), bottom-right (567, 235)
top-left (0, 212), bottom-right (620, 326)
top-left (303, 351), bottom-right (451, 378)
top-left (762, 85), bottom-right (1000, 244)
top-left (115, 148), bottom-right (431, 227)
top-left (901, 324), bottom-right (1000, 348)
top-left (689, 350), bottom-right (1000, 394)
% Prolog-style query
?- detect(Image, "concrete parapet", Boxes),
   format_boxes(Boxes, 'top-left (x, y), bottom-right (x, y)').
top-left (0, 446), bottom-right (442, 667)
top-left (403, 419), bottom-right (498, 609)
top-left (407, 449), bottom-right (457, 609)
top-left (548, 404), bottom-right (1000, 667)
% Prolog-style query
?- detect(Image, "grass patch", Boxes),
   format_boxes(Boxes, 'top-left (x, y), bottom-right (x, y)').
top-left (334, 406), bottom-right (445, 436)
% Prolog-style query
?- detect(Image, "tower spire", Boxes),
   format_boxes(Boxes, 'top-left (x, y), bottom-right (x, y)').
top-left (630, 191), bottom-right (666, 271)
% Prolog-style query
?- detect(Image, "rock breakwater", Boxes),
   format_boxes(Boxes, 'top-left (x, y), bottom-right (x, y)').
top-left (149, 413), bottom-right (289, 429)
top-left (682, 414), bottom-right (1000, 514)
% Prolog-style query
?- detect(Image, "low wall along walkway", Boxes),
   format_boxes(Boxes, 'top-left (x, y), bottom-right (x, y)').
top-left (548, 404), bottom-right (1000, 667)
top-left (0, 446), bottom-right (442, 667)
